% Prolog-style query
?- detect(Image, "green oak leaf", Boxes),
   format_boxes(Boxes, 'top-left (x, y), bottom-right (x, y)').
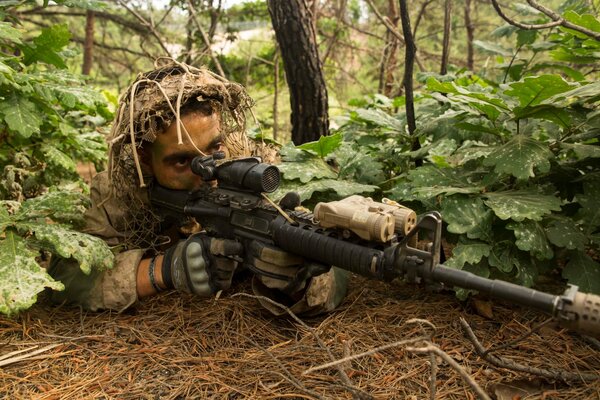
top-left (18, 189), bottom-right (88, 227)
top-left (505, 75), bottom-right (575, 108)
top-left (441, 195), bottom-right (493, 240)
top-left (473, 40), bottom-right (511, 56)
top-left (488, 241), bottom-right (521, 274)
top-left (41, 145), bottom-right (78, 174)
top-left (517, 29), bottom-right (537, 46)
top-left (22, 24), bottom-right (70, 68)
top-left (0, 229), bottom-right (64, 315)
top-left (454, 142), bottom-right (495, 164)
top-left (561, 11), bottom-right (600, 39)
top-left (507, 220), bottom-right (553, 260)
top-left (550, 46), bottom-right (599, 64)
top-left (333, 143), bottom-right (385, 185)
top-left (483, 135), bottom-right (553, 180)
top-left (39, 72), bottom-right (105, 109)
top-left (512, 104), bottom-right (572, 128)
top-left (542, 81), bottom-right (600, 107)
top-left (0, 21), bottom-right (22, 44)
top-left (0, 96), bottom-right (41, 138)
top-left (560, 143), bottom-right (600, 159)
top-left (445, 242), bottom-right (491, 270)
top-left (484, 190), bottom-right (562, 222)
top-left (516, 259), bottom-right (538, 288)
top-left (273, 179), bottom-right (377, 203)
top-left (546, 218), bottom-right (587, 250)
top-left (0, 201), bottom-right (18, 231)
top-left (352, 108), bottom-right (405, 133)
top-left (574, 182), bottom-right (600, 236)
top-left (427, 78), bottom-right (508, 121)
top-left (278, 159), bottom-right (336, 183)
top-left (407, 165), bottom-right (484, 199)
top-left (279, 142), bottom-right (313, 162)
top-left (562, 251), bottom-right (600, 294)
top-left (33, 24), bottom-right (70, 50)
top-left (386, 180), bottom-right (420, 202)
top-left (29, 224), bottom-right (114, 274)
top-left (298, 133), bottom-right (343, 158)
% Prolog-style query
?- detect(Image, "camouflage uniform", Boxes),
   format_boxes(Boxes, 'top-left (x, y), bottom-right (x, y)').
top-left (48, 60), bottom-right (347, 314)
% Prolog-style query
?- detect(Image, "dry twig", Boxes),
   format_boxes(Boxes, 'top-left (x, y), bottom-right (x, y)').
top-left (460, 317), bottom-right (600, 382)
top-left (406, 343), bottom-right (491, 400)
top-left (186, 0), bottom-right (226, 77)
top-left (491, 0), bottom-right (600, 41)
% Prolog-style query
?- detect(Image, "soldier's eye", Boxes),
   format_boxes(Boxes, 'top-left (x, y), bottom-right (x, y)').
top-left (174, 157), bottom-right (190, 168)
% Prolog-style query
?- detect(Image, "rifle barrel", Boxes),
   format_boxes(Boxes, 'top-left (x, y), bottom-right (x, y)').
top-left (430, 264), bottom-right (558, 315)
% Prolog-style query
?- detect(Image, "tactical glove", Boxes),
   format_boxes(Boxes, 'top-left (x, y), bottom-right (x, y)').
top-left (245, 241), bottom-right (330, 295)
top-left (162, 234), bottom-right (243, 296)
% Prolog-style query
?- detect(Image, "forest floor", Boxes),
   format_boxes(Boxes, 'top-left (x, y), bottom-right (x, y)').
top-left (0, 275), bottom-right (599, 399)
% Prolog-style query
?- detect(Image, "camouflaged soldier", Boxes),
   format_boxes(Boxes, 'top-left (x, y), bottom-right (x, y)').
top-left (48, 59), bottom-right (347, 315)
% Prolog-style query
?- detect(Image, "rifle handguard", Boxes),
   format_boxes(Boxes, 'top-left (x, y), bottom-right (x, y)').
top-left (560, 292), bottom-right (600, 337)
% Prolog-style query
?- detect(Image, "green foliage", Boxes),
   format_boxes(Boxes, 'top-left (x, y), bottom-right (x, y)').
top-left (0, 190), bottom-right (113, 314)
top-left (222, 0), bottom-right (269, 23)
top-left (0, 229), bottom-right (64, 315)
top-left (315, 14), bottom-right (600, 295)
top-left (395, 69), bottom-right (600, 292)
top-left (274, 139), bottom-right (379, 207)
top-left (0, 6), bottom-right (114, 314)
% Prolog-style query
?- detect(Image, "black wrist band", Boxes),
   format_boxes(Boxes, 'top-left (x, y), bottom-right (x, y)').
top-left (161, 248), bottom-right (175, 290)
top-left (148, 257), bottom-right (162, 293)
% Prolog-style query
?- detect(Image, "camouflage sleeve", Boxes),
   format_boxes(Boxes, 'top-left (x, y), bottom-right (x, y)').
top-left (48, 250), bottom-right (143, 312)
top-left (48, 171), bottom-right (143, 311)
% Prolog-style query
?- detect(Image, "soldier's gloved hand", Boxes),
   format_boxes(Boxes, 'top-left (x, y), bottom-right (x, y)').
top-left (245, 241), bottom-right (330, 295)
top-left (162, 234), bottom-right (243, 296)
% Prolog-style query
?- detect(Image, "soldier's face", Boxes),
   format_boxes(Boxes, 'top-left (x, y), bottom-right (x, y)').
top-left (149, 112), bottom-right (224, 191)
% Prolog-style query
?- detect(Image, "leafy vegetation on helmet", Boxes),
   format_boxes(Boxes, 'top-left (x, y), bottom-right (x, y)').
top-left (0, 2), bottom-right (114, 315)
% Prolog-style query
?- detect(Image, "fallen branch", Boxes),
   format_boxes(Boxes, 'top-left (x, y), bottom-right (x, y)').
top-left (302, 335), bottom-right (428, 374)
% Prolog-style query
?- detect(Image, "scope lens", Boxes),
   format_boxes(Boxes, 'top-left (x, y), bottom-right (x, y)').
top-left (261, 166), bottom-right (280, 193)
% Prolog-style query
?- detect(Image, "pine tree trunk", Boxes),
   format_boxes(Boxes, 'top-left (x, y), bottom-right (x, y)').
top-left (82, 10), bottom-right (95, 75)
top-left (440, 0), bottom-right (452, 75)
top-left (378, 0), bottom-right (400, 96)
top-left (267, 0), bottom-right (329, 144)
top-left (464, 0), bottom-right (475, 70)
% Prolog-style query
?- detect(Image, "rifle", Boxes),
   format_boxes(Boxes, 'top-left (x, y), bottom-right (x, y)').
top-left (150, 153), bottom-right (600, 338)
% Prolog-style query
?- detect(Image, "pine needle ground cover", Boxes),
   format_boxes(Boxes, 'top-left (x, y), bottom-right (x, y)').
top-left (0, 276), bottom-right (598, 399)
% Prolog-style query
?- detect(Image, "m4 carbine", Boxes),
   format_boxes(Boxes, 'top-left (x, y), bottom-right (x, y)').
top-left (150, 153), bottom-right (600, 338)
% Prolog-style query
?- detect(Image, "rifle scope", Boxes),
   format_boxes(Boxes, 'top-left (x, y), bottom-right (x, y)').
top-left (190, 152), bottom-right (280, 193)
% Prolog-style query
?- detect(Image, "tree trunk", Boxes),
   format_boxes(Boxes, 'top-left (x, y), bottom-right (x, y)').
top-left (378, 0), bottom-right (400, 96)
top-left (184, 6), bottom-right (194, 64)
top-left (273, 47), bottom-right (280, 142)
top-left (464, 0), bottom-right (475, 70)
top-left (267, 0), bottom-right (329, 145)
top-left (398, 0), bottom-right (421, 165)
top-left (82, 10), bottom-right (95, 75)
top-left (440, 0), bottom-right (452, 75)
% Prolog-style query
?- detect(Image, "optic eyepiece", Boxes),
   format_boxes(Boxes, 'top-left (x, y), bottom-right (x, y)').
top-left (190, 153), bottom-right (280, 193)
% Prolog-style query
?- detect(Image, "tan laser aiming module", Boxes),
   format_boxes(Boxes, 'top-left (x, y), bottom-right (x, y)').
top-left (313, 195), bottom-right (417, 242)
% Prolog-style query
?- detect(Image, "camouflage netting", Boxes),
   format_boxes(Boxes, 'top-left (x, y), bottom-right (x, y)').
top-left (106, 58), bottom-right (275, 250)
